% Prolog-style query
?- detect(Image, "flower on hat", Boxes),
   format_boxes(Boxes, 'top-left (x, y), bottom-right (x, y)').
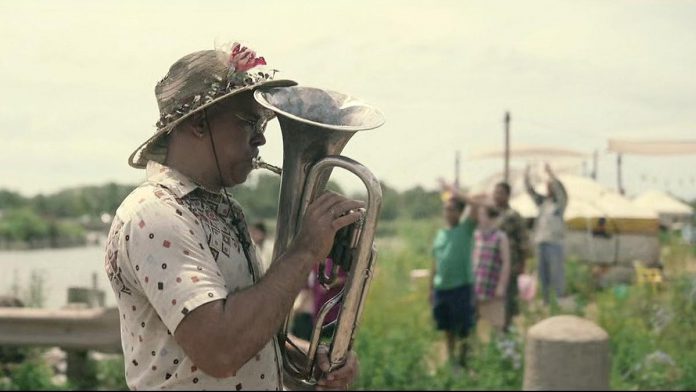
top-left (228, 42), bottom-right (267, 73)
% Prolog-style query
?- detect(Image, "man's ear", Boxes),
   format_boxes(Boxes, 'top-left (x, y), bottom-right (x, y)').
top-left (187, 112), bottom-right (207, 138)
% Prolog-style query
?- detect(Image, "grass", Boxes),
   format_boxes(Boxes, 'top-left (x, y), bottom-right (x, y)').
top-left (354, 218), bottom-right (525, 390)
top-left (354, 218), bottom-right (696, 390)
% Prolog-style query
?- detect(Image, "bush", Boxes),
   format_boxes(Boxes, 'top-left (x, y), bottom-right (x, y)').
top-left (0, 208), bottom-right (50, 242)
top-left (597, 276), bottom-right (696, 390)
top-left (3, 353), bottom-right (63, 391)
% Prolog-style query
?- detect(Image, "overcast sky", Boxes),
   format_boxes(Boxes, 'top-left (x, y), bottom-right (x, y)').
top-left (1, 0), bottom-right (695, 200)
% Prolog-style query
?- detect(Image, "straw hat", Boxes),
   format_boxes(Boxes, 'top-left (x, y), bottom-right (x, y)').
top-left (128, 43), bottom-right (296, 168)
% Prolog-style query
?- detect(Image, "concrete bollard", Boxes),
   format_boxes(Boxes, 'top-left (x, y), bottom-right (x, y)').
top-left (523, 315), bottom-right (610, 391)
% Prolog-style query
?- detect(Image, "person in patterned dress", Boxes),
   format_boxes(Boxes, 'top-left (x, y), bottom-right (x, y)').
top-left (104, 43), bottom-right (361, 390)
top-left (472, 206), bottom-right (511, 333)
top-left (492, 182), bottom-right (529, 332)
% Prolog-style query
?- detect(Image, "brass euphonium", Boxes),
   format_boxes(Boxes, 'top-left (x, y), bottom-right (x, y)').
top-left (252, 86), bottom-right (384, 389)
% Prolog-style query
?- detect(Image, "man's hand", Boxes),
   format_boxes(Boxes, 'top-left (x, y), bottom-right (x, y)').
top-left (544, 162), bottom-right (555, 177)
top-left (315, 345), bottom-right (359, 391)
top-left (292, 191), bottom-right (365, 266)
top-left (467, 193), bottom-right (489, 206)
top-left (437, 178), bottom-right (464, 200)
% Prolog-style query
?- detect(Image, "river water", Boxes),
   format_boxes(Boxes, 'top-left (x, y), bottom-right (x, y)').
top-left (0, 244), bottom-right (116, 309)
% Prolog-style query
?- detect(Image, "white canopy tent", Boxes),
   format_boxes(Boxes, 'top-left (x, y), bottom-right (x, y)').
top-left (608, 139), bottom-right (696, 155)
top-left (607, 138), bottom-right (696, 195)
top-left (633, 190), bottom-right (694, 228)
top-left (471, 172), bottom-right (660, 265)
top-left (470, 145), bottom-right (589, 160)
top-left (520, 175), bottom-right (658, 265)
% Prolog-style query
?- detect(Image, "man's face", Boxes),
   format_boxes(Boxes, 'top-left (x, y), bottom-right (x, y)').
top-left (443, 200), bottom-right (462, 226)
top-left (206, 93), bottom-right (268, 187)
top-left (493, 185), bottom-right (509, 207)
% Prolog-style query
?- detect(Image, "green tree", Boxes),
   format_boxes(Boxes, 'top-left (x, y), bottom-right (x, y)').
top-left (0, 189), bottom-right (28, 209)
top-left (0, 208), bottom-right (50, 242)
top-left (378, 181), bottom-right (400, 221)
top-left (401, 186), bottom-right (441, 220)
top-left (232, 173), bottom-right (281, 221)
top-left (232, 174), bottom-right (346, 222)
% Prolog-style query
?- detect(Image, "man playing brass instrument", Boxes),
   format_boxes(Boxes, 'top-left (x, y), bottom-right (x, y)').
top-left (104, 42), bottom-right (360, 390)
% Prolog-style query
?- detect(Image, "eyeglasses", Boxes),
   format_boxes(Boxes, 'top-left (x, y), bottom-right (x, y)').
top-left (234, 112), bottom-right (268, 136)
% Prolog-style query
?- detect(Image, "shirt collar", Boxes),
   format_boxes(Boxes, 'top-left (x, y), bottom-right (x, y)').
top-left (145, 161), bottom-right (218, 198)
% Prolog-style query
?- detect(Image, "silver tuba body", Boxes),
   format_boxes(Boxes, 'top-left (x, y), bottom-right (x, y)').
top-left (252, 86), bottom-right (384, 389)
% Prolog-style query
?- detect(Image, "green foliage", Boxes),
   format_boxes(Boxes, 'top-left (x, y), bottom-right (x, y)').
top-left (354, 217), bottom-right (523, 390)
top-left (0, 350), bottom-right (127, 391)
top-left (230, 174), bottom-right (346, 222)
top-left (354, 247), bottom-right (438, 390)
top-left (2, 353), bottom-right (62, 391)
top-left (230, 175), bottom-right (442, 223)
top-left (0, 208), bottom-right (50, 242)
top-left (0, 208), bottom-right (86, 248)
top-left (28, 183), bottom-right (136, 218)
top-left (355, 218), bottom-right (696, 390)
top-left (0, 183), bottom-right (135, 219)
top-left (0, 183), bottom-right (133, 248)
top-left (400, 186), bottom-right (442, 220)
top-left (91, 356), bottom-right (127, 390)
top-left (52, 221), bottom-right (86, 242)
top-left (0, 190), bottom-right (27, 210)
top-left (377, 181), bottom-right (400, 221)
top-left (564, 257), bottom-right (595, 311)
top-left (0, 176), bottom-right (444, 248)
top-left (595, 279), bottom-right (696, 390)
top-left (231, 174), bottom-right (282, 222)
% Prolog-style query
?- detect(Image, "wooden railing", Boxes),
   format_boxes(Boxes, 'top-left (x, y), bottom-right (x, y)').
top-left (0, 283), bottom-right (122, 388)
top-left (0, 306), bottom-right (121, 353)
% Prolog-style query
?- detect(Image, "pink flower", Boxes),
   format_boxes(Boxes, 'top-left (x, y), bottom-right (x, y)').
top-left (229, 42), bottom-right (267, 73)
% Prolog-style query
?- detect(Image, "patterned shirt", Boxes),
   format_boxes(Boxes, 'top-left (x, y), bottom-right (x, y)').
top-left (104, 161), bottom-right (282, 390)
top-left (473, 229), bottom-right (505, 301)
top-left (496, 207), bottom-right (529, 272)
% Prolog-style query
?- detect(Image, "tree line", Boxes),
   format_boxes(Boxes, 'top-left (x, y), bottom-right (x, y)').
top-left (0, 175), bottom-right (443, 248)
top-left (231, 174), bottom-right (443, 223)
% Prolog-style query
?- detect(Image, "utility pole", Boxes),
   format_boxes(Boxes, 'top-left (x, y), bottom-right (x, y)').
top-left (617, 153), bottom-right (624, 195)
top-left (504, 111), bottom-right (510, 183)
top-left (454, 150), bottom-right (460, 189)
top-left (592, 150), bottom-right (598, 180)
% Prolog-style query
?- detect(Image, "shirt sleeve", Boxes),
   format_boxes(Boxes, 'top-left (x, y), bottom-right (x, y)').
top-left (525, 174), bottom-right (545, 206)
top-left (123, 198), bottom-right (229, 333)
top-left (517, 213), bottom-right (530, 257)
top-left (550, 179), bottom-right (568, 214)
top-left (461, 217), bottom-right (477, 234)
